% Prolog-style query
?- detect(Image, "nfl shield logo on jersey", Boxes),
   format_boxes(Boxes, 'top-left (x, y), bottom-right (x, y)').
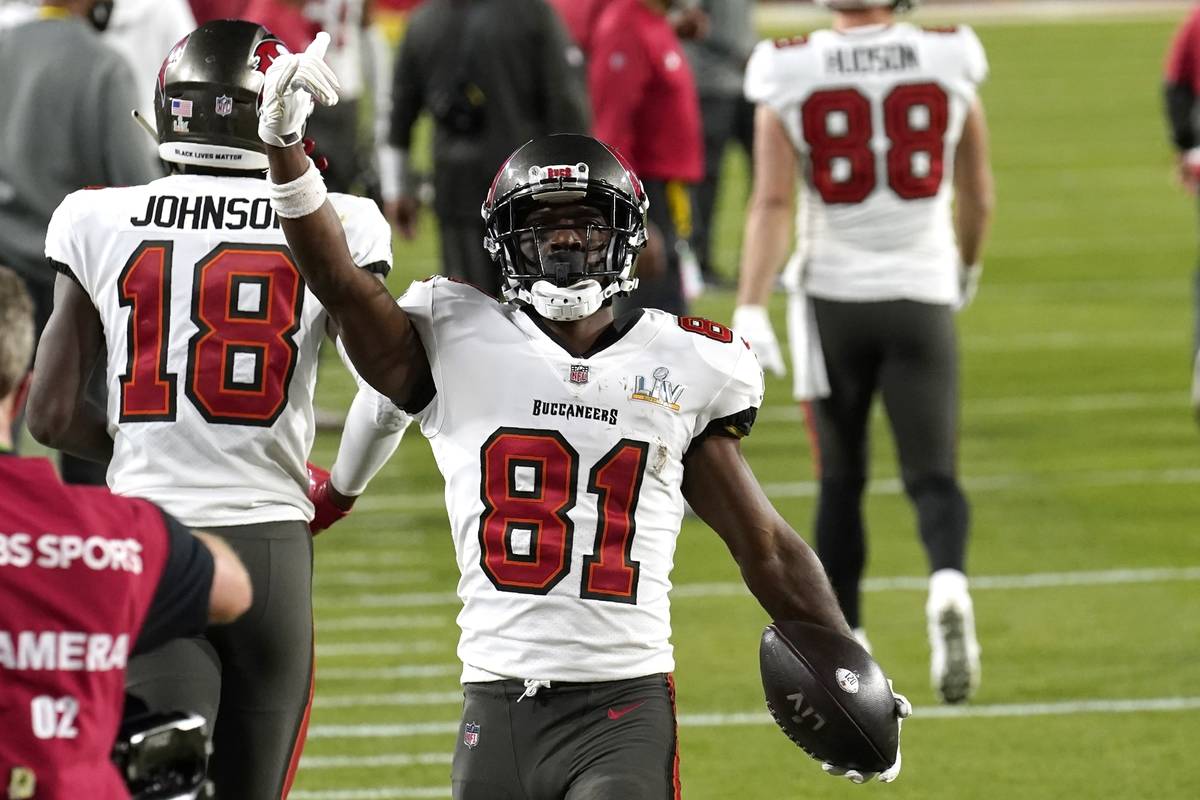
top-left (215, 95), bottom-right (233, 117)
top-left (463, 721), bottom-right (481, 749)
top-left (569, 364), bottom-right (590, 385)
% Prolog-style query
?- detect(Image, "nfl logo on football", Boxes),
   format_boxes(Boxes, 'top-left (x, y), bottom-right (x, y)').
top-left (215, 95), bottom-right (233, 117)
top-left (569, 364), bottom-right (590, 385)
top-left (463, 721), bottom-right (481, 749)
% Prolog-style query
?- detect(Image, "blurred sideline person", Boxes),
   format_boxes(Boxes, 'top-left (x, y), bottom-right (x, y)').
top-left (243, 0), bottom-right (389, 197)
top-left (26, 22), bottom-right (409, 799)
top-left (590, 0), bottom-right (704, 315)
top-left (682, 0), bottom-right (756, 288)
top-left (0, 264), bottom-right (253, 800)
top-left (1163, 4), bottom-right (1200, 422)
top-left (734, 0), bottom-right (994, 704)
top-left (103, 0), bottom-right (197, 126)
top-left (256, 40), bottom-right (910, 795)
top-left (383, 0), bottom-right (590, 296)
top-left (0, 0), bottom-right (163, 483)
top-left (186, 0), bottom-right (247, 23)
top-left (545, 0), bottom-right (606, 58)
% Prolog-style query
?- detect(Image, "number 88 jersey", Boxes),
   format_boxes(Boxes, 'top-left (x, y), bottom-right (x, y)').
top-left (45, 174), bottom-right (392, 528)
top-left (745, 23), bottom-right (988, 304)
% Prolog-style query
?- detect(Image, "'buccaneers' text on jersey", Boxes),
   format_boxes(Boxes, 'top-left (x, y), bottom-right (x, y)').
top-left (399, 278), bottom-right (763, 682)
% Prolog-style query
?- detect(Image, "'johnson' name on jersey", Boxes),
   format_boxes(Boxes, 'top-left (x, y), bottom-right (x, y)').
top-left (129, 194), bottom-right (281, 231)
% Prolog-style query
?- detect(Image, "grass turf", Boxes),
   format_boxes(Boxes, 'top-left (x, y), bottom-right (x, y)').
top-left (295, 13), bottom-right (1200, 799)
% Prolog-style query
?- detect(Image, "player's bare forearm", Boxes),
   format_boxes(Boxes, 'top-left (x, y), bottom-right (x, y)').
top-left (737, 105), bottom-right (797, 307)
top-left (954, 99), bottom-right (994, 267)
top-left (27, 275), bottom-right (114, 463)
top-left (267, 143), bottom-right (430, 407)
top-left (683, 435), bottom-right (852, 636)
top-left (737, 199), bottom-right (794, 306)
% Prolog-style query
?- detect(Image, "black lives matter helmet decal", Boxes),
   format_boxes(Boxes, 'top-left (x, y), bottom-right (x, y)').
top-left (154, 20), bottom-right (291, 171)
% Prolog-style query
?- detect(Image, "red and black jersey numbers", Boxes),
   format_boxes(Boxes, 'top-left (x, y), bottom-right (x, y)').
top-left (678, 316), bottom-right (734, 343)
top-left (186, 245), bottom-right (303, 425)
top-left (118, 242), bottom-right (304, 426)
top-left (801, 82), bottom-right (950, 205)
top-left (581, 441), bottom-right (648, 603)
top-left (478, 429), bottom-right (648, 604)
top-left (118, 242), bottom-right (178, 421)
top-left (479, 429), bottom-right (578, 594)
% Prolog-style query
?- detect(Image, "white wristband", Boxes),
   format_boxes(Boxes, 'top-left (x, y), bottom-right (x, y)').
top-left (269, 158), bottom-right (328, 219)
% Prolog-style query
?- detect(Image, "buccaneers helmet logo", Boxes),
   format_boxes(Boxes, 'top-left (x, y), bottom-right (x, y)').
top-left (251, 38), bottom-right (290, 75)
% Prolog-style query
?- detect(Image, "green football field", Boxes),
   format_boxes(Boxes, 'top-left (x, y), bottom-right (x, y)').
top-left (295, 11), bottom-right (1200, 799)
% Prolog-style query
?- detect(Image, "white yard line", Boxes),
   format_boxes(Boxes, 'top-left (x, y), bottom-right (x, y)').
top-left (303, 695), bottom-right (1200, 743)
top-left (352, 464), bottom-right (1200, 516)
top-left (316, 552), bottom-right (430, 568)
top-left (317, 614), bottom-right (451, 633)
top-left (290, 789), bottom-right (450, 800)
top-left (757, 390), bottom-right (1189, 423)
top-left (761, 467), bottom-right (1200, 499)
top-left (313, 691), bottom-right (463, 709)
top-left (314, 571), bottom-right (426, 588)
top-left (316, 641), bottom-right (444, 658)
top-left (317, 664), bottom-right (461, 681)
top-left (301, 753), bottom-right (453, 770)
top-left (316, 565), bottom-right (1200, 611)
top-left (966, 330), bottom-right (1179, 352)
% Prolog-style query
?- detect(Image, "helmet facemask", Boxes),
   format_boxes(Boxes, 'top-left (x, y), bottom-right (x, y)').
top-left (486, 185), bottom-right (646, 322)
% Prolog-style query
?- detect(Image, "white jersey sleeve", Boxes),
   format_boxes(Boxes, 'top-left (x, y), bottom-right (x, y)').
top-left (394, 276), bottom-right (445, 432)
top-left (330, 193), bottom-right (394, 276)
top-left (744, 35), bottom-right (819, 111)
top-left (45, 191), bottom-right (94, 291)
top-left (687, 328), bottom-right (765, 443)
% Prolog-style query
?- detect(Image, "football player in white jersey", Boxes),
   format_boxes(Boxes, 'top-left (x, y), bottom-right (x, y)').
top-left (26, 21), bottom-right (409, 799)
top-left (255, 37), bottom-right (910, 796)
top-left (733, 0), bottom-right (994, 704)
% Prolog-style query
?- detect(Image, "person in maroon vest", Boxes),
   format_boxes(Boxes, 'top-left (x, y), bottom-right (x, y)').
top-left (0, 266), bottom-right (253, 799)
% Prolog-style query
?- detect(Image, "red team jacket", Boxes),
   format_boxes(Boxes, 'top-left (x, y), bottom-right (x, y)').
top-left (1, 457), bottom-right (174, 799)
top-left (588, 0), bottom-right (704, 183)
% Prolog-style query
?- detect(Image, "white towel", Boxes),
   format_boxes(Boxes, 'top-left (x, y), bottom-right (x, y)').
top-left (784, 254), bottom-right (830, 401)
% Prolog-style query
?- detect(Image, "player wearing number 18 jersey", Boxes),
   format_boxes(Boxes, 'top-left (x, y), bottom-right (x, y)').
top-left (256, 32), bottom-right (910, 793)
top-left (27, 21), bottom-right (408, 800)
top-left (734, 0), bottom-right (994, 705)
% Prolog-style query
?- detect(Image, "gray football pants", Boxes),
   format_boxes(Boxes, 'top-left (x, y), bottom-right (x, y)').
top-left (126, 520), bottom-right (314, 800)
top-left (807, 298), bottom-right (969, 627)
top-left (453, 674), bottom-right (680, 800)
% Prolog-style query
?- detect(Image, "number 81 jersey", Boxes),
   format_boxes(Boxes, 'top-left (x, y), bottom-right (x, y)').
top-left (399, 278), bottom-right (764, 683)
top-left (45, 174), bottom-right (392, 527)
top-left (745, 23), bottom-right (988, 304)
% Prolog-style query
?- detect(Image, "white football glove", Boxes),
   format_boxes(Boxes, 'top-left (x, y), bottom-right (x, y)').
top-left (258, 32), bottom-right (341, 148)
top-left (956, 262), bottom-right (982, 312)
top-left (821, 682), bottom-right (911, 784)
top-left (732, 304), bottom-right (786, 377)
